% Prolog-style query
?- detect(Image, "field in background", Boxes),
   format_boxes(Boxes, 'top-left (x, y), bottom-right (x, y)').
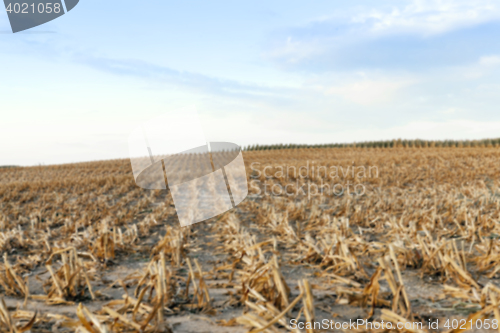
top-left (1, 147), bottom-right (500, 332)
top-left (244, 138), bottom-right (500, 150)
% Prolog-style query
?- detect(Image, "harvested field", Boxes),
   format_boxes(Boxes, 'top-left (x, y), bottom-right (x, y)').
top-left (1, 147), bottom-right (500, 332)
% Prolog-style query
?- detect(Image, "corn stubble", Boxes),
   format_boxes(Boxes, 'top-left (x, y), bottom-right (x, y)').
top-left (1, 147), bottom-right (500, 332)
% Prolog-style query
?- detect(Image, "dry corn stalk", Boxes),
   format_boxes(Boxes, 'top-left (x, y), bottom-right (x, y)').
top-left (298, 232), bottom-right (362, 277)
top-left (134, 252), bottom-right (176, 315)
top-left (151, 226), bottom-right (186, 267)
top-left (380, 309), bottom-right (427, 333)
top-left (237, 255), bottom-right (290, 311)
top-left (237, 292), bottom-right (303, 333)
top-left (0, 298), bottom-right (36, 333)
top-left (92, 220), bottom-right (116, 263)
top-left (44, 247), bottom-right (95, 303)
top-left (377, 246), bottom-right (411, 318)
top-left (237, 279), bottom-right (313, 333)
top-left (298, 279), bottom-right (315, 333)
top-left (185, 257), bottom-right (212, 312)
top-left (76, 303), bottom-right (109, 333)
top-left (97, 290), bottom-right (173, 332)
top-left (0, 254), bottom-right (28, 299)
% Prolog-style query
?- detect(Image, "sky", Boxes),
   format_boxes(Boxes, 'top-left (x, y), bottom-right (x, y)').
top-left (2, 0), bottom-right (500, 165)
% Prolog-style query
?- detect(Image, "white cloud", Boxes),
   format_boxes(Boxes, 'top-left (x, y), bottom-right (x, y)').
top-left (266, 0), bottom-right (500, 71)
top-left (322, 78), bottom-right (415, 106)
top-left (448, 54), bottom-right (500, 79)
top-left (352, 0), bottom-right (499, 36)
top-left (441, 107), bottom-right (459, 114)
top-left (479, 55), bottom-right (500, 66)
top-left (377, 119), bottom-right (500, 140)
top-left (266, 37), bottom-right (324, 65)
top-left (323, 119), bottom-right (500, 143)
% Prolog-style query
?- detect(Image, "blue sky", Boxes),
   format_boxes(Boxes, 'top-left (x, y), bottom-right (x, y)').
top-left (2, 0), bottom-right (500, 165)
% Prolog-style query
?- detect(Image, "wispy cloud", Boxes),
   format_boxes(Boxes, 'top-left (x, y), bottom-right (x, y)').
top-left (76, 54), bottom-right (301, 106)
top-left (352, 0), bottom-right (500, 36)
top-left (478, 55), bottom-right (500, 66)
top-left (265, 0), bottom-right (500, 72)
top-left (321, 77), bottom-right (416, 106)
